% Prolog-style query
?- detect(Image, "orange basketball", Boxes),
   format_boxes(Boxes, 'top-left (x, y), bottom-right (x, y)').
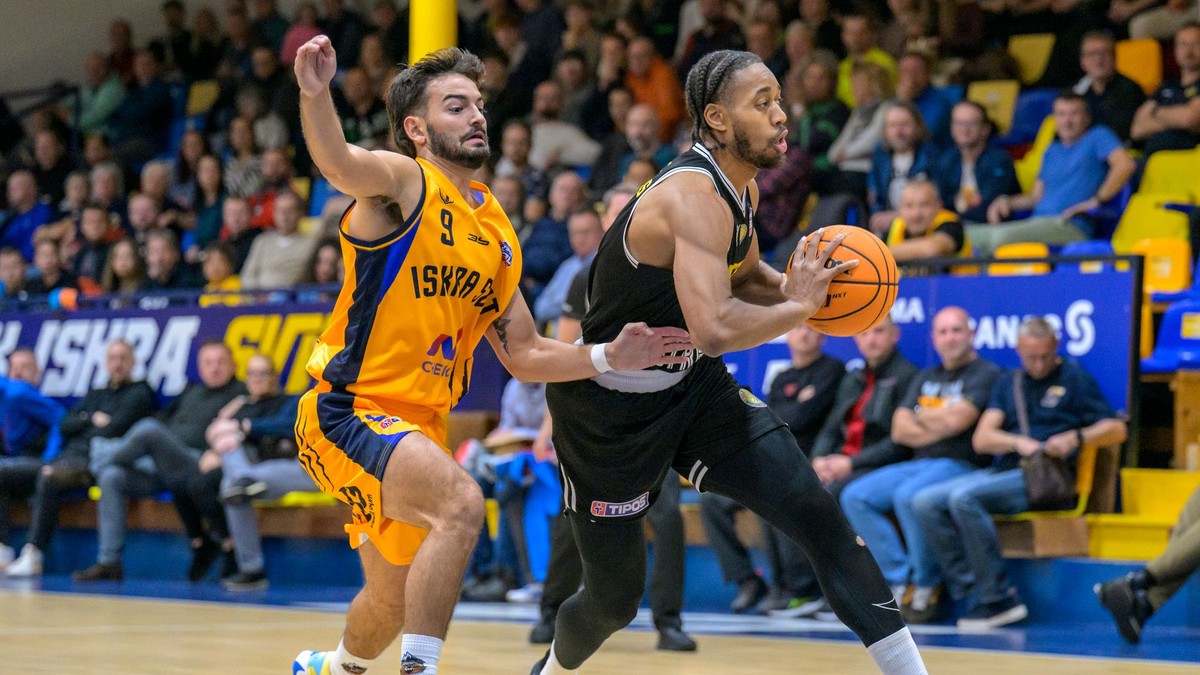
top-left (796, 225), bottom-right (899, 337)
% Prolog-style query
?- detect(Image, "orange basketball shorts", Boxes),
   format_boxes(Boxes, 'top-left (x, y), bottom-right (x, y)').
top-left (295, 387), bottom-right (449, 565)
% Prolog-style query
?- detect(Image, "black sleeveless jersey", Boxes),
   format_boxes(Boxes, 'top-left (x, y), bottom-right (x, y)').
top-left (581, 143), bottom-right (756, 372)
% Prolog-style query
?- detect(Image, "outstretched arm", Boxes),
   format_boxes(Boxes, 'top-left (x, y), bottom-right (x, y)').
top-left (484, 290), bottom-right (693, 382)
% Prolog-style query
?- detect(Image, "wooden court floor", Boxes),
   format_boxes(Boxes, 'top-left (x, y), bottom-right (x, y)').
top-left (0, 590), bottom-right (1193, 674)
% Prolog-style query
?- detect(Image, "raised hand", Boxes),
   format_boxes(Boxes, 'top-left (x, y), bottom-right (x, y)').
top-left (604, 323), bottom-right (695, 371)
top-left (779, 228), bottom-right (858, 317)
top-left (294, 35), bottom-right (338, 95)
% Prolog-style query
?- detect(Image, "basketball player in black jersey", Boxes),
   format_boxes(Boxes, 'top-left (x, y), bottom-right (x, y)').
top-left (531, 50), bottom-right (928, 675)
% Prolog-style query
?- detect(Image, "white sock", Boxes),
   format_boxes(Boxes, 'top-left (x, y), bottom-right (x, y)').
top-left (333, 638), bottom-right (374, 674)
top-left (400, 634), bottom-right (443, 675)
top-left (866, 627), bottom-right (927, 675)
top-left (540, 641), bottom-right (578, 675)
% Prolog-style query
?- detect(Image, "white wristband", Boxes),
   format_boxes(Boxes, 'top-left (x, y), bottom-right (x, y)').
top-left (590, 343), bottom-right (612, 374)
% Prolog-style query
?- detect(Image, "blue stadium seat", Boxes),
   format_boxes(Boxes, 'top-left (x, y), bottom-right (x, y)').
top-left (1060, 240), bottom-right (1115, 273)
top-left (997, 88), bottom-right (1057, 147)
top-left (1142, 298), bottom-right (1200, 373)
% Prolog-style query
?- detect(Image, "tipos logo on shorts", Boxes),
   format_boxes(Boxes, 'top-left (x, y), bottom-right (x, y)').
top-left (590, 492), bottom-right (650, 518)
top-left (738, 389), bottom-right (767, 407)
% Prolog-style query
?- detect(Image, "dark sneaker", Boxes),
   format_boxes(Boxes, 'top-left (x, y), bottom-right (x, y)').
top-left (188, 538), bottom-right (221, 582)
top-left (730, 575), bottom-right (769, 613)
top-left (462, 574), bottom-right (513, 602)
top-left (1095, 574), bottom-right (1154, 644)
top-left (220, 478), bottom-right (268, 506)
top-left (902, 585), bottom-right (945, 624)
top-left (957, 594), bottom-right (1029, 630)
top-left (767, 596), bottom-right (825, 619)
top-left (530, 650), bottom-right (549, 675)
top-left (72, 561), bottom-right (124, 582)
top-left (222, 570), bottom-right (269, 591)
top-left (656, 626), bottom-right (698, 652)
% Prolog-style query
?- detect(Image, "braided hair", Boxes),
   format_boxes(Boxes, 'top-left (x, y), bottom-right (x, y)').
top-left (684, 50), bottom-right (764, 145)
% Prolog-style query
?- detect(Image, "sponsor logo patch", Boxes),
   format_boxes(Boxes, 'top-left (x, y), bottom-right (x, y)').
top-left (590, 492), bottom-right (650, 518)
top-left (738, 389), bottom-right (767, 407)
top-left (400, 652), bottom-right (427, 673)
top-left (500, 241), bottom-right (513, 267)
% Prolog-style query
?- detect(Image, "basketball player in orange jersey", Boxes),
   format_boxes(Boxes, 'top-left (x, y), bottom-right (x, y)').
top-left (534, 50), bottom-right (929, 674)
top-left (289, 36), bottom-right (693, 675)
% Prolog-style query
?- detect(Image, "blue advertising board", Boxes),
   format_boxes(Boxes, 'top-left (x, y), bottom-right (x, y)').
top-left (723, 264), bottom-right (1137, 414)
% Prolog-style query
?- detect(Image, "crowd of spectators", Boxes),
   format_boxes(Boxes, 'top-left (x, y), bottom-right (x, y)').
top-left (0, 0), bottom-right (1195, 315)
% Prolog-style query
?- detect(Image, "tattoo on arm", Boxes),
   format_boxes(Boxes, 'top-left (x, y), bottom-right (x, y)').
top-left (493, 317), bottom-right (512, 355)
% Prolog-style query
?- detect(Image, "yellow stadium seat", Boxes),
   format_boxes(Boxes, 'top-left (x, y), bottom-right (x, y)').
top-left (1131, 236), bottom-right (1193, 357)
top-left (1008, 33), bottom-right (1056, 85)
top-left (291, 176), bottom-right (312, 201)
top-left (185, 79), bottom-right (221, 116)
top-left (1111, 192), bottom-right (1192, 254)
top-left (989, 242), bottom-right (1051, 275)
top-left (1116, 38), bottom-right (1163, 95)
top-left (1139, 149), bottom-right (1200, 197)
top-left (1014, 115), bottom-right (1056, 193)
top-left (967, 79), bottom-right (1020, 135)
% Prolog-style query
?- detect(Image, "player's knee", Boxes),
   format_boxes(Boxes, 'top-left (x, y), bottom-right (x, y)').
top-left (442, 475), bottom-right (486, 532)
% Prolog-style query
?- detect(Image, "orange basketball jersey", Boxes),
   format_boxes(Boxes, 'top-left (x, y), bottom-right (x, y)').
top-left (306, 158), bottom-right (523, 417)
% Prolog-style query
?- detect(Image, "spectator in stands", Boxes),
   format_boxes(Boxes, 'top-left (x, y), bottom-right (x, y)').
top-left (1124, 0), bottom-right (1199, 40)
top-left (677, 0), bottom-right (747, 78)
top-left (281, 2), bottom-right (323, 66)
top-left (236, 80), bottom-right (291, 151)
top-left (746, 19), bottom-right (788, 78)
top-left (140, 161), bottom-right (185, 234)
top-left (150, 0), bottom-right (192, 77)
top-left (109, 49), bottom-right (173, 171)
top-left (1096, 481), bottom-right (1200, 643)
top-left (1074, 31), bottom-right (1146, 143)
top-left (895, 52), bottom-right (952, 151)
top-left (74, 340), bottom-right (247, 582)
top-left (826, 62), bottom-right (893, 198)
top-left (867, 102), bottom-right (936, 233)
top-left (100, 239), bottom-right (146, 297)
top-left (533, 209), bottom-right (603, 327)
top-left (107, 19), bottom-right (136, 87)
top-left (0, 348), bottom-right (65, 570)
top-left (144, 229), bottom-right (201, 291)
top-left (188, 6), bottom-right (226, 80)
top-left (1131, 23), bottom-right (1200, 155)
top-left (840, 307), bottom-right (1001, 621)
top-left (126, 192), bottom-right (164, 247)
top-left (521, 171), bottom-right (586, 306)
top-left (298, 236), bottom-right (343, 303)
top-left (837, 12), bottom-right (898, 108)
top-left (561, 1), bottom-right (600, 71)
top-left (589, 104), bottom-right (675, 198)
top-left (247, 147), bottom-right (294, 230)
top-left (553, 51), bottom-right (593, 129)
top-left (357, 32), bottom-right (390, 89)
top-left (881, 0), bottom-right (934, 57)
top-left (190, 353), bottom-right (302, 590)
top-left (29, 130), bottom-right (71, 206)
top-left (70, 205), bottom-right (116, 282)
top-left (2, 170), bottom-right (53, 260)
top-left (515, 0), bottom-right (566, 89)
top-left (58, 171), bottom-right (91, 224)
top-left (801, 0), bottom-right (844, 57)
top-left (701, 325), bottom-right (845, 616)
top-left (224, 117), bottom-right (263, 199)
top-left (495, 120), bottom-right (549, 210)
top-left (528, 79), bottom-right (601, 171)
top-left (320, 0), bottom-right (367, 67)
top-left (220, 8), bottom-right (256, 79)
top-left (199, 241), bottom-right (243, 307)
top-left (885, 180), bottom-right (972, 262)
top-left (370, 0), bottom-right (407, 66)
top-left (75, 52), bottom-right (126, 137)
top-left (5, 339), bottom-right (155, 578)
top-left (220, 196), bottom-right (261, 272)
top-left (935, 101), bottom-right (1019, 224)
top-left (625, 36), bottom-right (686, 144)
top-left (240, 190), bottom-right (317, 291)
top-left (482, 52), bottom-right (532, 153)
top-left (0, 248), bottom-right (28, 300)
top-left (811, 316), bottom-right (919, 500)
top-left (794, 51), bottom-right (851, 195)
top-left (915, 317), bottom-right (1126, 627)
top-left (251, 0), bottom-right (289, 53)
top-left (492, 176), bottom-right (530, 244)
top-left (169, 130), bottom-right (210, 209)
top-left (25, 240), bottom-right (77, 296)
top-left (336, 68), bottom-right (390, 150)
top-left (89, 162), bottom-right (127, 228)
top-left (621, 157), bottom-right (658, 187)
top-left (977, 92), bottom-right (1135, 254)
top-left (182, 155), bottom-right (227, 261)
top-left (578, 34), bottom-right (629, 142)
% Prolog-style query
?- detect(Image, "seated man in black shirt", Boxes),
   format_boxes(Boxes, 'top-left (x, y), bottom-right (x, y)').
top-left (1073, 31), bottom-right (1146, 143)
top-left (1131, 23), bottom-right (1200, 155)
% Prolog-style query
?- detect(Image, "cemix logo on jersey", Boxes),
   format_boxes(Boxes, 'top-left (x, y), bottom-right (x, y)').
top-left (590, 492), bottom-right (650, 518)
top-left (422, 330), bottom-right (462, 378)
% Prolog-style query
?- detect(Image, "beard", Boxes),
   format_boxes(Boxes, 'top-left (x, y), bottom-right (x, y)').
top-left (428, 123), bottom-right (490, 170)
top-left (733, 125), bottom-right (784, 169)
